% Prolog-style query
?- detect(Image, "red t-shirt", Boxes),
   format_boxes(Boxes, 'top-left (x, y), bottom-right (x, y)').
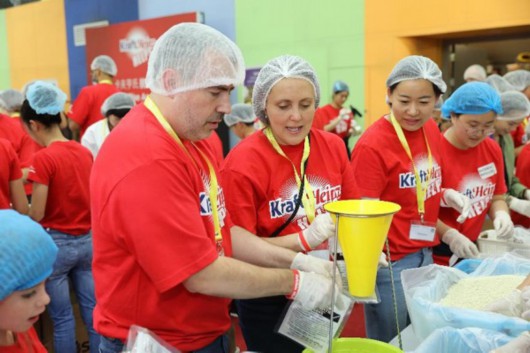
top-left (513, 144), bottom-right (530, 227)
top-left (313, 104), bottom-right (352, 139)
top-left (90, 104), bottom-right (233, 352)
top-left (0, 138), bottom-right (22, 209)
top-left (221, 129), bottom-right (359, 237)
top-left (350, 117), bottom-right (443, 261)
top-left (204, 130), bottom-right (224, 166)
top-left (0, 327), bottom-right (47, 353)
top-left (27, 141), bottom-right (92, 235)
top-left (511, 123), bottom-right (526, 148)
top-left (0, 114), bottom-right (36, 168)
top-left (68, 82), bottom-right (119, 137)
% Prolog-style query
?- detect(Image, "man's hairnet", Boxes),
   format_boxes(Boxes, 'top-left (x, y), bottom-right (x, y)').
top-left (441, 82), bottom-right (502, 118)
top-left (463, 64), bottom-right (487, 82)
top-left (486, 74), bottom-right (515, 94)
top-left (0, 89), bottom-right (24, 112)
top-left (101, 92), bottom-right (135, 117)
top-left (253, 55), bottom-right (320, 123)
top-left (26, 81), bottom-right (67, 115)
top-left (0, 210), bottom-right (58, 300)
top-left (498, 90), bottom-right (530, 121)
top-left (90, 55), bottom-right (118, 76)
top-left (332, 80), bottom-right (349, 94)
top-left (224, 103), bottom-right (254, 127)
top-left (146, 23), bottom-right (245, 96)
top-left (386, 55), bottom-right (447, 93)
top-left (503, 70), bottom-right (530, 92)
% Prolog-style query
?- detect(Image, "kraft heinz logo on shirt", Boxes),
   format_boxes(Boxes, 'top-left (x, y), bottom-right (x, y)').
top-left (460, 175), bottom-right (496, 218)
top-left (398, 156), bottom-right (442, 200)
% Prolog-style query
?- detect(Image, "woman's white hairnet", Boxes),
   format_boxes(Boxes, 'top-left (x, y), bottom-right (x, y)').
top-left (101, 92), bottom-right (136, 117)
top-left (146, 23), bottom-right (245, 96)
top-left (498, 90), bottom-right (530, 121)
top-left (386, 55), bottom-right (447, 93)
top-left (0, 89), bottom-right (24, 112)
top-left (91, 55), bottom-right (118, 76)
top-left (224, 103), bottom-right (254, 127)
top-left (26, 81), bottom-right (67, 115)
top-left (463, 64), bottom-right (487, 82)
top-left (252, 55), bottom-right (320, 123)
top-left (503, 70), bottom-right (530, 92)
top-left (486, 74), bottom-right (515, 94)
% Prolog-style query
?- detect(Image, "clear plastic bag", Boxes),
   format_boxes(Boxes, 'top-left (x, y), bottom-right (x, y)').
top-left (125, 326), bottom-right (181, 353)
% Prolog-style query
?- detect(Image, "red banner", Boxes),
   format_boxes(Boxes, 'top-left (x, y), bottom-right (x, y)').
top-left (85, 12), bottom-right (203, 102)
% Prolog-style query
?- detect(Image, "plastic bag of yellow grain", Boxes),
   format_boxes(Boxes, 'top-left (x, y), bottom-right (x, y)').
top-left (401, 253), bottom-right (530, 341)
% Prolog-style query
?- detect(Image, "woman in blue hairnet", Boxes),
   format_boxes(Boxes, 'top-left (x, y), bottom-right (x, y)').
top-left (350, 55), bottom-right (472, 343)
top-left (0, 210), bottom-right (58, 353)
top-left (433, 82), bottom-right (513, 266)
top-left (20, 81), bottom-right (100, 353)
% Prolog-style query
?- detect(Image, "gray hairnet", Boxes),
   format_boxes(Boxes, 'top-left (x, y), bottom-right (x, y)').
top-left (503, 70), bottom-right (530, 92)
top-left (253, 55), bottom-right (320, 123)
top-left (90, 55), bottom-right (118, 76)
top-left (224, 103), bottom-right (254, 127)
top-left (26, 81), bottom-right (67, 115)
top-left (463, 64), bottom-right (487, 82)
top-left (101, 92), bottom-right (135, 117)
top-left (498, 90), bottom-right (530, 121)
top-left (386, 55), bottom-right (446, 93)
top-left (146, 23), bottom-right (245, 96)
top-left (486, 74), bottom-right (515, 93)
top-left (0, 89), bottom-right (24, 112)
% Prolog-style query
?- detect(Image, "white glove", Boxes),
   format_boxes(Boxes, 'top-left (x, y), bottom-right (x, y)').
top-left (493, 210), bottom-right (515, 240)
top-left (378, 252), bottom-right (389, 268)
top-left (441, 228), bottom-right (479, 259)
top-left (490, 332), bottom-right (530, 353)
top-left (525, 190), bottom-right (530, 201)
top-left (290, 253), bottom-right (342, 288)
top-left (440, 189), bottom-right (471, 223)
top-left (509, 197), bottom-right (530, 217)
top-left (339, 108), bottom-right (350, 120)
top-left (300, 213), bottom-right (335, 251)
top-left (485, 287), bottom-right (530, 320)
top-left (287, 270), bottom-right (342, 310)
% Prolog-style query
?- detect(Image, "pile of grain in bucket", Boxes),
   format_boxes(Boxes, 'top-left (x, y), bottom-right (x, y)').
top-left (439, 275), bottom-right (525, 310)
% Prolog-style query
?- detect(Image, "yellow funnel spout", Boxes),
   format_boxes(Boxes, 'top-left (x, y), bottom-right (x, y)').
top-left (324, 200), bottom-right (401, 298)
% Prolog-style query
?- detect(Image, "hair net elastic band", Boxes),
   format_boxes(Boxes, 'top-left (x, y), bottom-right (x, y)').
top-left (262, 76), bottom-right (318, 117)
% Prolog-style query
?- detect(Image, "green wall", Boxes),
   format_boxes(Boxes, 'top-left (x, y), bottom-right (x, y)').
top-left (0, 10), bottom-right (10, 88)
top-left (235, 0), bottom-right (365, 134)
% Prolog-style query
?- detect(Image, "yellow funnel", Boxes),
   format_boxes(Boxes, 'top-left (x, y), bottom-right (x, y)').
top-left (324, 200), bottom-right (401, 298)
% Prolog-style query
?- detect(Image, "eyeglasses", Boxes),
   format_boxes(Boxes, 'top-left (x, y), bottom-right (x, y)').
top-left (464, 125), bottom-right (495, 136)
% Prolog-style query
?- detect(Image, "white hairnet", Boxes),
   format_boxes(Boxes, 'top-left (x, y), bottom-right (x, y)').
top-left (386, 55), bottom-right (447, 93)
top-left (224, 103), bottom-right (254, 127)
top-left (463, 64), bottom-right (487, 82)
top-left (101, 92), bottom-right (135, 116)
top-left (146, 23), bottom-right (245, 96)
top-left (252, 55), bottom-right (320, 123)
top-left (498, 90), bottom-right (530, 121)
top-left (91, 55), bottom-right (118, 76)
top-left (486, 74), bottom-right (515, 94)
top-left (503, 70), bottom-right (530, 92)
top-left (26, 81), bottom-right (67, 115)
top-left (0, 89), bottom-right (24, 112)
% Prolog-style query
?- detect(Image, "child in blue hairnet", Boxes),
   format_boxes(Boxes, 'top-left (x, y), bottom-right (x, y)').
top-left (0, 209), bottom-right (58, 352)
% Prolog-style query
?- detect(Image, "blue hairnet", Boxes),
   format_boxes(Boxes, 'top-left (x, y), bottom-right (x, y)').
top-left (386, 55), bottom-right (447, 93)
top-left (441, 82), bottom-right (502, 118)
top-left (91, 55), bottom-right (118, 76)
top-left (498, 90), bottom-right (530, 121)
top-left (503, 70), bottom-right (530, 92)
top-left (224, 103), bottom-right (254, 127)
top-left (0, 89), bottom-right (24, 112)
top-left (253, 55), bottom-right (320, 123)
top-left (0, 210), bottom-right (58, 300)
top-left (332, 80), bottom-right (349, 93)
top-left (26, 81), bottom-right (67, 115)
top-left (486, 74), bottom-right (515, 94)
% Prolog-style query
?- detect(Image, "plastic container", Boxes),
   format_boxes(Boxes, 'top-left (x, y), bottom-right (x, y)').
top-left (477, 230), bottom-right (530, 257)
top-left (302, 338), bottom-right (403, 353)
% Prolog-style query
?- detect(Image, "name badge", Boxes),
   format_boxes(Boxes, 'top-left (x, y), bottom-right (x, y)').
top-left (409, 220), bottom-right (436, 241)
top-left (478, 162), bottom-right (497, 179)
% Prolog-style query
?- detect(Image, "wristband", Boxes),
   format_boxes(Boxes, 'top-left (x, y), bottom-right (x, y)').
top-left (286, 269), bottom-right (300, 299)
top-left (298, 231), bottom-right (311, 252)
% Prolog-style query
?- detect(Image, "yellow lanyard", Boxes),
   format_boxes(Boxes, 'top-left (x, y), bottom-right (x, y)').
top-left (99, 79), bottom-right (113, 85)
top-left (144, 96), bottom-right (222, 241)
top-left (389, 112), bottom-right (433, 222)
top-left (263, 127), bottom-right (315, 222)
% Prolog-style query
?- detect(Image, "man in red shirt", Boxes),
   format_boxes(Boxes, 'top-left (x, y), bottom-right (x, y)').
top-left (68, 55), bottom-right (119, 141)
top-left (91, 23), bottom-right (340, 353)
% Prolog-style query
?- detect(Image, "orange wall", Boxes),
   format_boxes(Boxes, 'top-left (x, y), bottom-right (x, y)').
top-left (365, 0), bottom-right (530, 125)
top-left (5, 0), bottom-right (69, 95)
